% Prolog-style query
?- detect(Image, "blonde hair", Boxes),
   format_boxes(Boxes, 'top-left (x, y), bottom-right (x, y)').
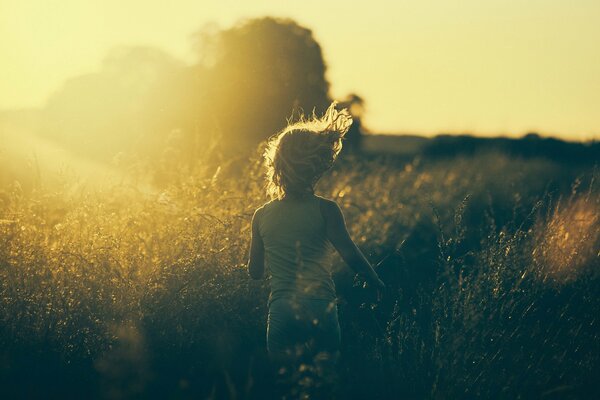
top-left (264, 102), bottom-right (353, 200)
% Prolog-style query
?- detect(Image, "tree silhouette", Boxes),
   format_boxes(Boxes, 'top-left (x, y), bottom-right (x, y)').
top-left (193, 17), bottom-right (331, 150)
top-left (338, 93), bottom-right (365, 152)
top-left (42, 46), bottom-right (183, 161)
top-left (39, 17), bottom-right (333, 168)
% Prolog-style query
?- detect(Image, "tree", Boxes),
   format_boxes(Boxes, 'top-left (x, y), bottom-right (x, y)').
top-left (338, 93), bottom-right (365, 152)
top-left (42, 46), bottom-right (183, 161)
top-left (193, 17), bottom-right (331, 150)
top-left (39, 17), bottom-right (333, 170)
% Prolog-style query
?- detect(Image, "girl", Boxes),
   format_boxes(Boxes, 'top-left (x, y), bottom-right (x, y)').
top-left (247, 103), bottom-right (385, 395)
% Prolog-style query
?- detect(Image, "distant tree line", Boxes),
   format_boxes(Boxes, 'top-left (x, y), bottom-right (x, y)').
top-left (421, 134), bottom-right (600, 165)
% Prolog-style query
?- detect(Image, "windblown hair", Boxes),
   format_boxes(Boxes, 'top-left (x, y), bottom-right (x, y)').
top-left (264, 102), bottom-right (353, 200)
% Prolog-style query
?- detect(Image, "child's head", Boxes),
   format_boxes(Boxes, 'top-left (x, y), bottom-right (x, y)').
top-left (264, 102), bottom-right (353, 199)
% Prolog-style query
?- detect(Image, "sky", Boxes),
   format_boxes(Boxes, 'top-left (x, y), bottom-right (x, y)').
top-left (1, 0), bottom-right (599, 140)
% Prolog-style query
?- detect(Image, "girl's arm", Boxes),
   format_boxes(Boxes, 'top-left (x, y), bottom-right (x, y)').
top-left (247, 208), bottom-right (265, 279)
top-left (320, 198), bottom-right (385, 290)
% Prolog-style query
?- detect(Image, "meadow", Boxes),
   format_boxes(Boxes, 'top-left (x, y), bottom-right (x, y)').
top-left (0, 145), bottom-right (598, 399)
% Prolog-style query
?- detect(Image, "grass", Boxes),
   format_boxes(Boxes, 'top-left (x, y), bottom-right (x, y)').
top-left (0, 149), bottom-right (598, 399)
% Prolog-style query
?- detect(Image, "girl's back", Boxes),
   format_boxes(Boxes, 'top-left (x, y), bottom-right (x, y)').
top-left (258, 194), bottom-right (335, 305)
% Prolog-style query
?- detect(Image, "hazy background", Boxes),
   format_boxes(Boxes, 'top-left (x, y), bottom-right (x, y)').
top-left (2, 0), bottom-right (599, 140)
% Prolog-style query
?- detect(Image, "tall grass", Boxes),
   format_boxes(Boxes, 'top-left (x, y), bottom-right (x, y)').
top-left (0, 151), bottom-right (598, 399)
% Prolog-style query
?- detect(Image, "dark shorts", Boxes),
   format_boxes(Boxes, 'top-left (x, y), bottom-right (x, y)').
top-left (267, 297), bottom-right (341, 361)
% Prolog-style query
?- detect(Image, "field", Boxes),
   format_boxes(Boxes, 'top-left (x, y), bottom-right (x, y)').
top-left (0, 145), bottom-right (599, 399)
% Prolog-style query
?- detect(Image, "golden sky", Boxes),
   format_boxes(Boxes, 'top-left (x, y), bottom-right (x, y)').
top-left (1, 0), bottom-right (599, 140)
